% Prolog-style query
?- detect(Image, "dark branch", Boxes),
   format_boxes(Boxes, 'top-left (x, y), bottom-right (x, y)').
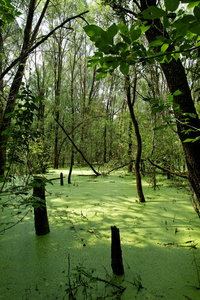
top-left (147, 157), bottom-right (189, 179)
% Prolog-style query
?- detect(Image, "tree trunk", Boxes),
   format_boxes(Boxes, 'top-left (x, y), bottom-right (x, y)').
top-left (128, 121), bottom-right (133, 173)
top-left (111, 226), bottom-right (124, 276)
top-left (33, 177), bottom-right (50, 235)
top-left (53, 35), bottom-right (63, 169)
top-left (103, 125), bottom-right (107, 163)
top-left (139, 0), bottom-right (200, 204)
top-left (125, 74), bottom-right (145, 202)
top-left (68, 147), bottom-right (74, 184)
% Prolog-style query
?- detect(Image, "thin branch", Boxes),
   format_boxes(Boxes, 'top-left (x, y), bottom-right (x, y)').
top-left (105, 160), bottom-right (134, 175)
top-left (0, 208), bottom-right (31, 234)
top-left (138, 46), bottom-right (200, 64)
top-left (54, 118), bottom-right (100, 176)
top-left (147, 157), bottom-right (189, 179)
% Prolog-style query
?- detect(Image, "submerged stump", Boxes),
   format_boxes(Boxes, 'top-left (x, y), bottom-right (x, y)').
top-left (60, 172), bottom-right (64, 186)
top-left (111, 226), bottom-right (124, 275)
top-left (33, 176), bottom-right (50, 236)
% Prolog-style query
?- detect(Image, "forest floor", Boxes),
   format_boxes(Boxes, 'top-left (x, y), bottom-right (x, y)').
top-left (0, 168), bottom-right (200, 300)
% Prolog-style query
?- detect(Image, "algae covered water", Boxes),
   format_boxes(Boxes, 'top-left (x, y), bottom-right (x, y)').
top-left (1, 169), bottom-right (200, 299)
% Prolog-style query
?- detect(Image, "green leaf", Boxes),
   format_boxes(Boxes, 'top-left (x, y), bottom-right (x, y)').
top-left (141, 6), bottom-right (166, 20)
top-left (120, 33), bottom-right (131, 44)
top-left (172, 16), bottom-right (194, 37)
top-left (118, 24), bottom-right (128, 34)
top-left (95, 39), bottom-right (111, 54)
top-left (140, 22), bottom-right (151, 34)
top-left (187, 1), bottom-right (200, 8)
top-left (189, 20), bottom-right (200, 34)
top-left (149, 39), bottom-right (164, 48)
top-left (120, 62), bottom-right (129, 75)
top-left (164, 0), bottom-right (179, 11)
top-left (95, 73), bottom-right (107, 80)
top-left (130, 27), bottom-right (141, 42)
top-left (183, 138), bottom-right (196, 143)
top-left (84, 25), bottom-right (104, 42)
top-left (173, 89), bottom-right (182, 96)
top-left (115, 42), bottom-right (128, 51)
top-left (161, 43), bottom-right (169, 52)
top-left (107, 23), bottom-right (118, 38)
top-left (194, 5), bottom-right (200, 20)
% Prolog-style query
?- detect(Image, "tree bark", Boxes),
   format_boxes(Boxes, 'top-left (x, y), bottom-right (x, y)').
top-left (128, 121), bottom-right (133, 172)
top-left (111, 226), bottom-right (124, 276)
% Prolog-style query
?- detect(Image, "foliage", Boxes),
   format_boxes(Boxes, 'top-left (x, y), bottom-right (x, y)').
top-left (0, 0), bottom-right (21, 27)
top-left (84, 1), bottom-right (200, 76)
top-left (2, 85), bottom-right (43, 175)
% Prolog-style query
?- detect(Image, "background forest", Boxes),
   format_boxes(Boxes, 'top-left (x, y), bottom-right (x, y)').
top-left (0, 0), bottom-right (200, 212)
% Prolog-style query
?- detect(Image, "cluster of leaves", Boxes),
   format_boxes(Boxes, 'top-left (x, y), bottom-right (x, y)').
top-left (2, 85), bottom-right (42, 170)
top-left (0, 0), bottom-right (21, 27)
top-left (84, 1), bottom-right (200, 78)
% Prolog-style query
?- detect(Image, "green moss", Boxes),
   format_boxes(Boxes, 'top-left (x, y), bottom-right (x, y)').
top-left (0, 169), bottom-right (200, 299)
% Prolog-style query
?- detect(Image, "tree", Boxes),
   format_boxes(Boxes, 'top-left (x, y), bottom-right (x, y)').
top-left (84, 0), bottom-right (200, 204)
top-left (0, 0), bottom-right (89, 176)
top-left (0, 0), bottom-right (50, 175)
top-left (125, 72), bottom-right (145, 202)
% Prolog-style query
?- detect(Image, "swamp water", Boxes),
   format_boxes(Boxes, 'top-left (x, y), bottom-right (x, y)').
top-left (0, 169), bottom-right (200, 299)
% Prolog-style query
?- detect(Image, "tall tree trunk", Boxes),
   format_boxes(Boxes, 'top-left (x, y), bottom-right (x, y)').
top-left (125, 74), bottom-right (145, 203)
top-left (140, 0), bottom-right (200, 204)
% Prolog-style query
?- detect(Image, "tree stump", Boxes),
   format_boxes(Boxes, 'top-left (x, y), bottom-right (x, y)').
top-left (33, 176), bottom-right (50, 236)
top-left (111, 226), bottom-right (124, 275)
top-left (60, 172), bottom-right (64, 186)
